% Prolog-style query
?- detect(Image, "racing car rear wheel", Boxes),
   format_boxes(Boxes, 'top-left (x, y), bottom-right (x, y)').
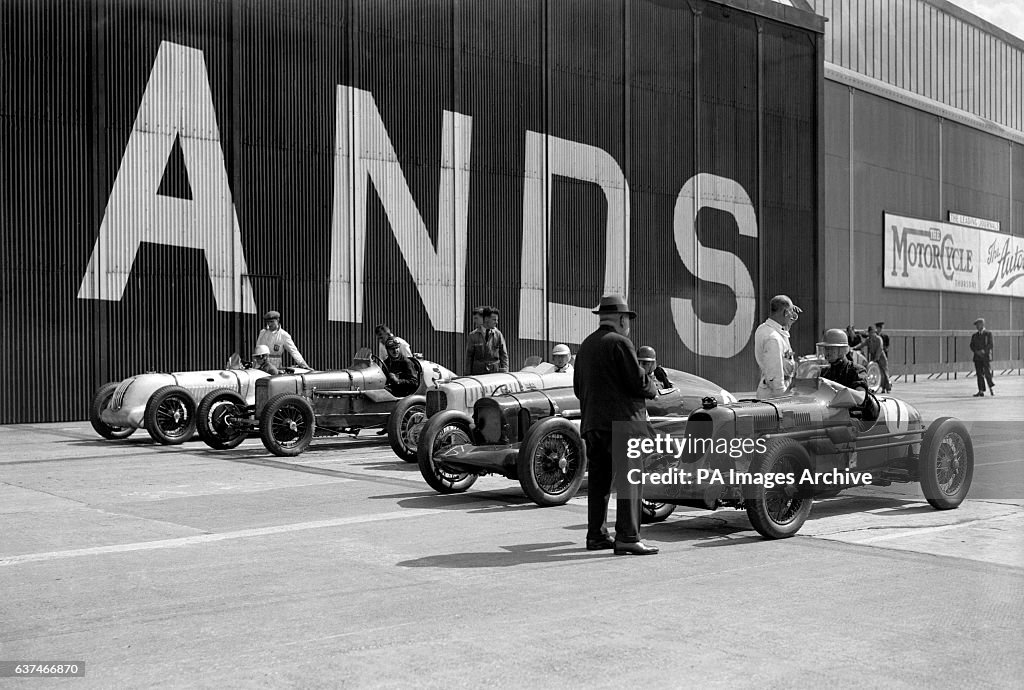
top-left (745, 438), bottom-right (814, 539)
top-left (417, 411), bottom-right (478, 493)
top-left (387, 395), bottom-right (426, 463)
top-left (144, 385), bottom-right (196, 445)
top-left (197, 390), bottom-right (249, 450)
top-left (641, 501), bottom-right (676, 523)
top-left (260, 394), bottom-right (315, 457)
top-left (90, 382), bottom-right (135, 440)
top-left (919, 417), bottom-right (973, 510)
top-left (517, 418), bottom-right (587, 507)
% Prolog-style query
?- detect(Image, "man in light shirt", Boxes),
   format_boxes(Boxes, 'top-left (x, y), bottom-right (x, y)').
top-left (753, 295), bottom-right (801, 399)
top-left (256, 310), bottom-right (311, 370)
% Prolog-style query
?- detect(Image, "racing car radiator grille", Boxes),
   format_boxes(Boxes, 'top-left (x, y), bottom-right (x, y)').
top-left (112, 378), bottom-right (135, 409)
top-left (426, 390), bottom-right (447, 417)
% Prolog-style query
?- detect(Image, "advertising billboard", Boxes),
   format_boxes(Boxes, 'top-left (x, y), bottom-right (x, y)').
top-left (884, 213), bottom-right (1024, 297)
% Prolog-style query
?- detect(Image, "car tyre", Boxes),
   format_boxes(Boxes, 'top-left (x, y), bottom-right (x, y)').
top-left (919, 417), bottom-right (973, 510)
top-left (641, 500), bottom-right (676, 523)
top-left (745, 438), bottom-right (814, 539)
top-left (517, 418), bottom-right (587, 506)
top-left (864, 361), bottom-right (882, 393)
top-left (144, 385), bottom-right (197, 445)
top-left (416, 411), bottom-right (478, 493)
top-left (197, 390), bottom-right (249, 450)
top-left (387, 395), bottom-right (426, 463)
top-left (260, 393), bottom-right (315, 457)
top-left (90, 382), bottom-right (135, 440)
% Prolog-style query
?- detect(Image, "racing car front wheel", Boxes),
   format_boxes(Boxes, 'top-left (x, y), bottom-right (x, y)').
top-left (386, 395), bottom-right (427, 463)
top-left (919, 417), bottom-right (974, 510)
top-left (745, 438), bottom-right (814, 539)
top-left (517, 418), bottom-right (587, 506)
top-left (197, 390), bottom-right (249, 450)
top-left (260, 394), bottom-right (315, 457)
top-left (90, 382), bottom-right (135, 440)
top-left (144, 385), bottom-right (197, 445)
top-left (417, 411), bottom-right (478, 493)
top-left (641, 501), bottom-right (676, 523)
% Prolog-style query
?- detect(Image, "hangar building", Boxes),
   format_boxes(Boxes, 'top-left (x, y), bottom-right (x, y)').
top-left (0, 0), bottom-right (1020, 422)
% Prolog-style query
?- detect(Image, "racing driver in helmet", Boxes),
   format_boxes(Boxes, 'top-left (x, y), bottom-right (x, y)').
top-left (818, 328), bottom-right (868, 392)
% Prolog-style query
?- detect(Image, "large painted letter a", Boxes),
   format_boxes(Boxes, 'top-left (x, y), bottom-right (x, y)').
top-left (77, 41), bottom-right (256, 313)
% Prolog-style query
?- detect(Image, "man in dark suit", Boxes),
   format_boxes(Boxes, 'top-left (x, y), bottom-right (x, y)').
top-left (574, 294), bottom-right (659, 556)
top-left (970, 317), bottom-right (995, 396)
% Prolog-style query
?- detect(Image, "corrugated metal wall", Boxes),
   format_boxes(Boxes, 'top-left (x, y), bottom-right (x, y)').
top-left (0, 0), bottom-right (823, 423)
top-left (809, 0), bottom-right (1024, 131)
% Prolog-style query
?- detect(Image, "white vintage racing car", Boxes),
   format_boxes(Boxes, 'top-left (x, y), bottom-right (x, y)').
top-left (89, 355), bottom-right (285, 444)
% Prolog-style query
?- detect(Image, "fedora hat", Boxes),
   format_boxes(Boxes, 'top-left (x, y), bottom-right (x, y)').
top-left (592, 294), bottom-right (637, 318)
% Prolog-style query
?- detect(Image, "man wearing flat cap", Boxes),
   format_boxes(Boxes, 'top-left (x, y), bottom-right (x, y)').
top-left (753, 295), bottom-right (801, 399)
top-left (573, 294), bottom-right (659, 556)
top-left (970, 317), bottom-right (995, 396)
top-left (256, 310), bottom-right (311, 370)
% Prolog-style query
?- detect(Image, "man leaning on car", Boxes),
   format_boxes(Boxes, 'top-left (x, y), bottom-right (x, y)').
top-left (256, 310), bottom-right (311, 370)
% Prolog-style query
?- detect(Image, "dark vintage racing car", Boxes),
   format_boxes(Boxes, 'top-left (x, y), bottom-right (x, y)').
top-left (385, 360), bottom-right (574, 463)
top-left (635, 361), bottom-right (973, 539)
top-left (90, 356), bottom-right (274, 445)
top-left (196, 348), bottom-right (457, 457)
top-left (415, 368), bottom-right (736, 507)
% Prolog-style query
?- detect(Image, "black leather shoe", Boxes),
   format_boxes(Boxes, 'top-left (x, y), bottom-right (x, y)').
top-left (973, 392), bottom-right (985, 397)
top-left (613, 541), bottom-right (659, 556)
top-left (990, 389), bottom-right (995, 396)
top-left (586, 537), bottom-right (615, 551)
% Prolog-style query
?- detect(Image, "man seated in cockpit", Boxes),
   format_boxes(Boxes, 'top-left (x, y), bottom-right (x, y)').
top-left (818, 328), bottom-right (880, 421)
top-left (818, 329), bottom-right (868, 392)
top-left (383, 337), bottom-right (419, 397)
top-left (638, 346), bottom-right (673, 389)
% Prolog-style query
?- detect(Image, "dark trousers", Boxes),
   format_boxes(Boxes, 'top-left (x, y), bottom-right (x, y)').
top-left (974, 358), bottom-right (995, 392)
top-left (583, 430), bottom-right (641, 544)
top-left (877, 360), bottom-right (890, 392)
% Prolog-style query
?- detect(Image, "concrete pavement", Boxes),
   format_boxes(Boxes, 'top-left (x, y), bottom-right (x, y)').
top-left (0, 377), bottom-right (1022, 687)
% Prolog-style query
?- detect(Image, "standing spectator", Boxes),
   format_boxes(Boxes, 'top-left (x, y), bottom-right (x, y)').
top-left (862, 325), bottom-right (890, 393)
top-left (466, 307), bottom-right (509, 374)
top-left (753, 295), bottom-right (801, 399)
top-left (470, 306), bottom-right (485, 332)
top-left (375, 324), bottom-right (413, 361)
top-left (574, 294), bottom-right (659, 555)
top-left (465, 306), bottom-right (485, 372)
top-left (875, 322), bottom-right (890, 358)
top-left (551, 344), bottom-right (574, 373)
top-left (970, 317), bottom-right (995, 397)
top-left (256, 310), bottom-right (310, 370)
top-left (845, 325), bottom-right (862, 350)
